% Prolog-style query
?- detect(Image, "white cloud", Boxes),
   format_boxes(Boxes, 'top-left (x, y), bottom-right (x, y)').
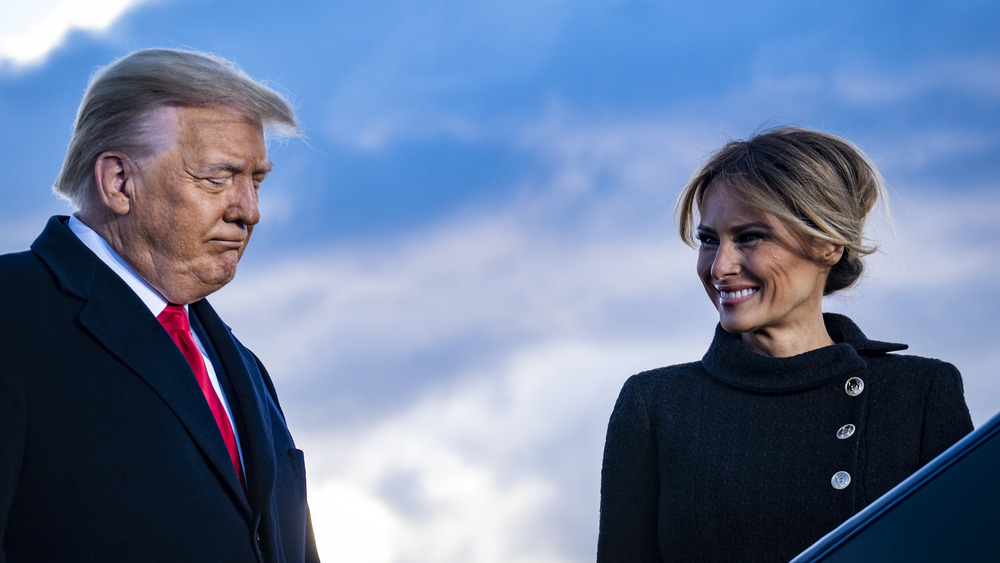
top-left (309, 480), bottom-right (397, 563)
top-left (869, 127), bottom-right (998, 176)
top-left (301, 338), bottom-right (692, 563)
top-left (833, 57), bottom-right (1000, 105)
top-left (0, 0), bottom-right (149, 71)
top-left (210, 115), bottom-right (1000, 561)
top-left (866, 189), bottom-right (1000, 289)
top-left (2, 4), bottom-right (996, 559)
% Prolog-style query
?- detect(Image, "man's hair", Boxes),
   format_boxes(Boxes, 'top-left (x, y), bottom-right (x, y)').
top-left (54, 48), bottom-right (301, 207)
top-left (676, 126), bottom-right (890, 295)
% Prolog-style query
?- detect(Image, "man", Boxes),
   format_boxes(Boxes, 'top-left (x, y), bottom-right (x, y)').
top-left (0, 48), bottom-right (320, 562)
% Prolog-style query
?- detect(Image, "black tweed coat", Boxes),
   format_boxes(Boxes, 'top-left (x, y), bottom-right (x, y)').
top-left (597, 313), bottom-right (973, 562)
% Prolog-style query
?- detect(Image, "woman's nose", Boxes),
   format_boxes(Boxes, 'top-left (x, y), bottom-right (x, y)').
top-left (711, 242), bottom-right (741, 280)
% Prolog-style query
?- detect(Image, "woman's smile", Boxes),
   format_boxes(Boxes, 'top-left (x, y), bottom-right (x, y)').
top-left (717, 286), bottom-right (759, 305)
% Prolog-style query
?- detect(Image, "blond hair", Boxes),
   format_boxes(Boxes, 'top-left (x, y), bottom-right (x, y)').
top-left (54, 48), bottom-right (301, 208)
top-left (676, 127), bottom-right (889, 294)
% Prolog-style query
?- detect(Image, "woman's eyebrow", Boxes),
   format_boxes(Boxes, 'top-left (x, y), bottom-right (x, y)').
top-left (697, 221), bottom-right (772, 234)
top-left (731, 221), bottom-right (772, 232)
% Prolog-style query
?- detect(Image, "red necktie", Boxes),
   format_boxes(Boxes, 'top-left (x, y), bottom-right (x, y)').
top-left (157, 304), bottom-right (246, 492)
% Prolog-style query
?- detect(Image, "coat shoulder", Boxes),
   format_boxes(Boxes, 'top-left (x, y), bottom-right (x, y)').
top-left (0, 249), bottom-right (61, 316)
top-left (622, 362), bottom-right (707, 393)
top-left (867, 351), bottom-right (963, 384)
top-left (0, 249), bottom-right (47, 281)
top-left (611, 362), bottom-right (709, 421)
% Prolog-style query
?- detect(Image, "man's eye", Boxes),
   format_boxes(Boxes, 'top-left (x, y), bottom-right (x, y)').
top-left (205, 176), bottom-right (231, 186)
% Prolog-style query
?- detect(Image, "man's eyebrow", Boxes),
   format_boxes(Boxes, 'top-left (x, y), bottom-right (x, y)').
top-left (202, 161), bottom-right (274, 175)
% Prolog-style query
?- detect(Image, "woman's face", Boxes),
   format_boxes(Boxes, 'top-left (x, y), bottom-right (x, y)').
top-left (695, 182), bottom-right (841, 346)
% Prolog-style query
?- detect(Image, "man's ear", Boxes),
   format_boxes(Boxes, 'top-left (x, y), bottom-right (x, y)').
top-left (93, 151), bottom-right (136, 216)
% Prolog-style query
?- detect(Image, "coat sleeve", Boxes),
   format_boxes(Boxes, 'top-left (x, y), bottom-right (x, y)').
top-left (0, 363), bottom-right (25, 556)
top-left (597, 376), bottom-right (662, 563)
top-left (919, 361), bottom-right (974, 465)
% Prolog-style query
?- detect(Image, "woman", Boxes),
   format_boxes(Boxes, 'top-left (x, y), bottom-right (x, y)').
top-left (597, 127), bottom-right (973, 562)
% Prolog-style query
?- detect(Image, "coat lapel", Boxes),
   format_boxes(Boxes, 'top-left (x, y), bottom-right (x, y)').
top-left (32, 217), bottom-right (250, 511)
top-left (191, 300), bottom-right (278, 513)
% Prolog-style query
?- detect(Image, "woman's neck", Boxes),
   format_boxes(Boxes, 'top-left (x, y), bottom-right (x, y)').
top-left (740, 316), bottom-right (835, 358)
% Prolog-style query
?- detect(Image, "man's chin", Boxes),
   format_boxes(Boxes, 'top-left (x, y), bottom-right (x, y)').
top-left (169, 269), bottom-right (238, 304)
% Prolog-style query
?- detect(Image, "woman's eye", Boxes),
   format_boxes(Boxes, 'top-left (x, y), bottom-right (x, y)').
top-left (696, 233), bottom-right (718, 246)
top-left (738, 232), bottom-right (766, 244)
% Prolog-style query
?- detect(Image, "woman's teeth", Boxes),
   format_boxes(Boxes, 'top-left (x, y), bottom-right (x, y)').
top-left (720, 288), bottom-right (757, 300)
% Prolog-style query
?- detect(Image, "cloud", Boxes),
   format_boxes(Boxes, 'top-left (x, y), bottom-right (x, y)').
top-left (216, 205), bottom-right (701, 426)
top-left (0, 0), bottom-right (149, 71)
top-left (214, 113), bottom-right (715, 414)
top-left (869, 189), bottom-right (1000, 288)
top-left (219, 185), bottom-right (999, 561)
top-left (315, 1), bottom-right (574, 152)
top-left (2, 3), bottom-right (996, 559)
top-left (866, 127), bottom-right (999, 178)
top-left (833, 56), bottom-right (1000, 105)
top-left (300, 337), bottom-right (691, 563)
top-left (208, 114), bottom-right (1000, 561)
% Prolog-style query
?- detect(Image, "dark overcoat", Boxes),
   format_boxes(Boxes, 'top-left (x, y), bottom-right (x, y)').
top-left (0, 216), bottom-right (320, 563)
top-left (598, 313), bottom-right (973, 562)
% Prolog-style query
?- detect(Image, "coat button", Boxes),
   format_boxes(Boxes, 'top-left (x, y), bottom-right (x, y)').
top-left (844, 377), bottom-right (864, 396)
top-left (836, 424), bottom-right (856, 439)
top-left (831, 471), bottom-right (852, 490)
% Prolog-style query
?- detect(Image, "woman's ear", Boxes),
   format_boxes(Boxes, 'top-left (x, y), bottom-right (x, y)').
top-left (93, 151), bottom-right (136, 216)
top-left (818, 242), bottom-right (845, 267)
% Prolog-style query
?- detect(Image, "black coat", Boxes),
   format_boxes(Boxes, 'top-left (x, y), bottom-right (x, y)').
top-left (0, 216), bottom-right (320, 562)
top-left (597, 314), bottom-right (973, 562)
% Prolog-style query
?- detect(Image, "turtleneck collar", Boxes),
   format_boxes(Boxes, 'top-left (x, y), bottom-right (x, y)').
top-left (701, 313), bottom-right (907, 394)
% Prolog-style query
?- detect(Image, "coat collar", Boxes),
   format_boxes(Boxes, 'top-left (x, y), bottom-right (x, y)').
top-left (31, 216), bottom-right (272, 514)
top-left (701, 313), bottom-right (907, 394)
top-left (823, 312), bottom-right (908, 355)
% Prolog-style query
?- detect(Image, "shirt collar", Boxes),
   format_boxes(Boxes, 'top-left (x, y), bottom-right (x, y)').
top-left (68, 215), bottom-right (171, 315)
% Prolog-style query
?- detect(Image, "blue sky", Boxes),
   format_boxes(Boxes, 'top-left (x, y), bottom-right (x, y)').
top-left (2, 1), bottom-right (999, 561)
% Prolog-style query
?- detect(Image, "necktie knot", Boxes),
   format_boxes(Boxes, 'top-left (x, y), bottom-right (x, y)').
top-left (157, 303), bottom-right (190, 332)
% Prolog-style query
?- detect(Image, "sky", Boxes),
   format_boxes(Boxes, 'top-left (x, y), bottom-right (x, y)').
top-left (2, 1), bottom-right (999, 561)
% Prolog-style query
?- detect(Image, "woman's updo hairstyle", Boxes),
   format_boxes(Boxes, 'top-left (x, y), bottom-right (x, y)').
top-left (676, 126), bottom-right (889, 295)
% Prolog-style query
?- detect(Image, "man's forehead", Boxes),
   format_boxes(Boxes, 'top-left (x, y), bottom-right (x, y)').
top-left (164, 106), bottom-right (267, 153)
top-left (144, 104), bottom-right (263, 134)
top-left (174, 105), bottom-right (264, 133)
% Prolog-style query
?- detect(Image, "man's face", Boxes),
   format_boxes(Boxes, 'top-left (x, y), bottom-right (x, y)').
top-left (119, 105), bottom-right (271, 304)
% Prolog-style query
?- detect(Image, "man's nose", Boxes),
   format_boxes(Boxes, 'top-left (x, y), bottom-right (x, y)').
top-left (224, 176), bottom-right (260, 227)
